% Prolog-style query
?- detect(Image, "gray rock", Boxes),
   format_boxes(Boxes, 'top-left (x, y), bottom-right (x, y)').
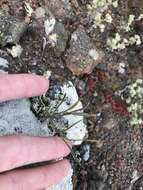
top-left (35, 7), bottom-right (46, 19)
top-left (0, 99), bottom-right (73, 190)
top-left (45, 0), bottom-right (75, 22)
top-left (0, 57), bottom-right (9, 73)
top-left (66, 26), bottom-right (103, 75)
top-left (44, 12), bottom-right (69, 57)
top-left (0, 99), bottom-right (50, 136)
top-left (0, 13), bottom-right (28, 46)
top-left (47, 21), bottom-right (69, 57)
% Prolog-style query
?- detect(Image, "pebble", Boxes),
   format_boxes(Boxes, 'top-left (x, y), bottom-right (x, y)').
top-left (66, 26), bottom-right (103, 75)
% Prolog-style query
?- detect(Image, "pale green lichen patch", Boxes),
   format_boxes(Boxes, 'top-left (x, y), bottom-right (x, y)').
top-left (87, 0), bottom-right (118, 32)
top-left (87, 0), bottom-right (143, 51)
top-left (125, 79), bottom-right (143, 126)
top-left (107, 34), bottom-right (142, 51)
top-left (126, 14), bottom-right (135, 32)
top-left (106, 12), bottom-right (142, 50)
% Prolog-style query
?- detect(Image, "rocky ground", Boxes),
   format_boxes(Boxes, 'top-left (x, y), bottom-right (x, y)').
top-left (0, 0), bottom-right (143, 190)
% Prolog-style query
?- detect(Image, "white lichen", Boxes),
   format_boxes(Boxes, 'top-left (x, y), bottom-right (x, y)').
top-left (118, 62), bottom-right (126, 74)
top-left (7, 44), bottom-right (23, 58)
top-left (107, 33), bottom-right (122, 50)
top-left (44, 17), bottom-right (56, 36)
top-left (125, 79), bottom-right (143, 126)
top-left (105, 13), bottom-right (113, 23)
top-left (126, 14), bottom-right (135, 32)
top-left (48, 33), bottom-right (57, 46)
top-left (88, 49), bottom-right (99, 61)
top-left (129, 35), bottom-right (141, 45)
top-left (88, 0), bottom-right (143, 51)
top-left (107, 33), bottom-right (142, 50)
top-left (87, 0), bottom-right (118, 32)
top-left (137, 14), bottom-right (143, 20)
top-left (83, 144), bottom-right (90, 161)
top-left (71, 33), bottom-right (78, 41)
top-left (43, 70), bottom-right (52, 79)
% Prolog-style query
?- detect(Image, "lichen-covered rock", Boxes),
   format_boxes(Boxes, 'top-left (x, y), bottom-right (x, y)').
top-left (0, 13), bottom-right (28, 46)
top-left (31, 78), bottom-right (87, 145)
top-left (0, 99), bottom-right (50, 136)
top-left (65, 26), bottom-right (103, 75)
top-left (45, 0), bottom-right (75, 22)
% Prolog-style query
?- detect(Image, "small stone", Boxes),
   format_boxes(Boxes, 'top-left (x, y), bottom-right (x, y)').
top-left (66, 26), bottom-right (103, 75)
top-left (48, 22), bottom-right (69, 57)
top-left (103, 118), bottom-right (116, 130)
top-left (45, 0), bottom-right (75, 21)
top-left (44, 13), bottom-right (69, 57)
top-left (0, 14), bottom-right (28, 46)
top-left (35, 7), bottom-right (46, 19)
top-left (0, 57), bottom-right (9, 73)
top-left (44, 16), bottom-right (56, 36)
top-left (118, 62), bottom-right (126, 74)
top-left (83, 144), bottom-right (90, 161)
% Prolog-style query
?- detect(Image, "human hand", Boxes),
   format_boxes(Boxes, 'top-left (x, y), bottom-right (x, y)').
top-left (0, 74), bottom-right (71, 190)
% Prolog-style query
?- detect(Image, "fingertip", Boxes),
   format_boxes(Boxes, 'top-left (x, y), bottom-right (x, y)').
top-left (48, 159), bottom-right (72, 185)
top-left (61, 159), bottom-right (72, 173)
top-left (0, 74), bottom-right (49, 102)
top-left (34, 75), bottom-right (49, 94)
top-left (52, 137), bottom-right (72, 158)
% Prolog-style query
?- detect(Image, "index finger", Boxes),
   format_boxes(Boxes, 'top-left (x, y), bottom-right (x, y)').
top-left (0, 74), bottom-right (49, 102)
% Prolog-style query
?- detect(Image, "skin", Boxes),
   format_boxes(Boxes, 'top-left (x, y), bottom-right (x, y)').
top-left (0, 74), bottom-right (72, 190)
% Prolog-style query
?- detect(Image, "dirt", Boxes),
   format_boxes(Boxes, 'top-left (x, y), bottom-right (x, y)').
top-left (0, 0), bottom-right (143, 190)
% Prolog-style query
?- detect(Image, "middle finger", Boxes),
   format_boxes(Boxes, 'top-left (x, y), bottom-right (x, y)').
top-left (0, 136), bottom-right (71, 172)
